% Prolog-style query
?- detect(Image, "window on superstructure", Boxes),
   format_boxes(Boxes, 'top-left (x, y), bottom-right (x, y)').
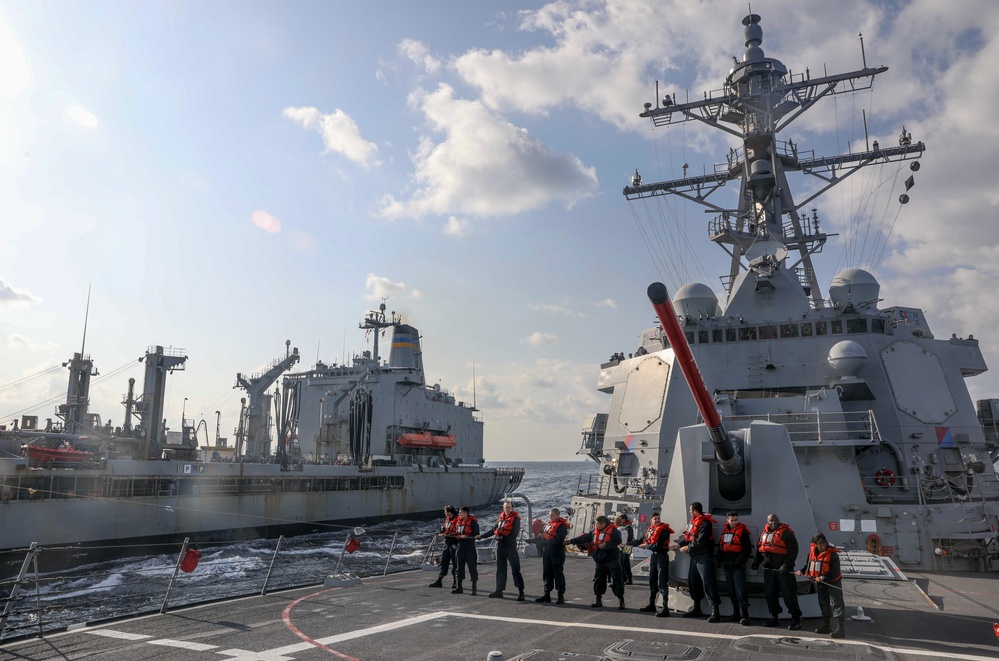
top-left (739, 327), bottom-right (757, 341)
top-left (725, 328), bottom-right (737, 342)
top-left (815, 321), bottom-right (827, 335)
top-left (685, 331), bottom-right (695, 344)
top-left (801, 323), bottom-right (813, 337)
top-left (759, 325), bottom-right (778, 340)
top-left (780, 324), bottom-right (799, 339)
top-left (871, 319), bottom-right (885, 334)
top-left (847, 319), bottom-right (867, 334)
top-left (713, 329), bottom-right (724, 343)
top-left (831, 320), bottom-right (843, 334)
top-left (698, 330), bottom-right (709, 344)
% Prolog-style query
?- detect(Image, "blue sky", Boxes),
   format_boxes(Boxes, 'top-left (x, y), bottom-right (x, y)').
top-left (2, 0), bottom-right (997, 460)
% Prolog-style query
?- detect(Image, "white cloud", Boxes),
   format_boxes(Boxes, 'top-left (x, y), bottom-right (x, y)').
top-left (0, 278), bottom-right (40, 305)
top-left (365, 273), bottom-right (420, 302)
top-left (378, 84), bottom-right (597, 220)
top-left (283, 106), bottom-right (381, 169)
top-left (62, 104), bottom-right (98, 129)
top-left (8, 333), bottom-right (56, 353)
top-left (529, 302), bottom-right (574, 316)
top-left (443, 216), bottom-right (469, 236)
top-left (0, 16), bottom-right (29, 98)
top-left (398, 39), bottom-right (441, 74)
top-left (522, 331), bottom-right (558, 346)
top-left (251, 210), bottom-right (282, 234)
top-left (595, 298), bottom-right (617, 309)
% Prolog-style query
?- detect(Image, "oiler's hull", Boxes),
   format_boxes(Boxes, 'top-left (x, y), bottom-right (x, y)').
top-left (0, 458), bottom-right (523, 576)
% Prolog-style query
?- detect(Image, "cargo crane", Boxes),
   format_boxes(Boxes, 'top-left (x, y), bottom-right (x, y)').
top-left (235, 341), bottom-right (299, 458)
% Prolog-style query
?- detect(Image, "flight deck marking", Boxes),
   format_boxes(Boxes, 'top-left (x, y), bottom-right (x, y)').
top-left (85, 629), bottom-right (152, 640)
top-left (147, 638), bottom-right (219, 651)
top-left (261, 609), bottom-right (995, 661)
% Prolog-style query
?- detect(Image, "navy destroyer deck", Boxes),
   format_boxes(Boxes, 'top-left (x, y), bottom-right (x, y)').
top-left (4, 555), bottom-right (997, 660)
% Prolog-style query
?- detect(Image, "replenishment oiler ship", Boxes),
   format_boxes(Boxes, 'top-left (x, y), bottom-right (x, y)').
top-left (0, 302), bottom-right (523, 575)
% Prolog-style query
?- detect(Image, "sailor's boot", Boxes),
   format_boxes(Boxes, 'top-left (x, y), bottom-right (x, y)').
top-left (618, 597), bottom-right (626, 610)
top-left (831, 619), bottom-right (846, 639)
top-left (723, 604), bottom-right (741, 622)
top-left (518, 588), bottom-right (526, 602)
top-left (488, 590), bottom-right (504, 598)
top-left (429, 577), bottom-right (444, 588)
top-left (451, 581), bottom-right (463, 594)
top-left (450, 577), bottom-right (457, 590)
top-left (470, 582), bottom-right (477, 596)
top-left (739, 606), bottom-right (751, 626)
top-left (656, 604), bottom-right (671, 618)
top-left (683, 605), bottom-right (704, 618)
top-left (639, 597), bottom-right (657, 613)
top-left (707, 605), bottom-right (721, 623)
top-left (787, 616), bottom-right (802, 631)
top-left (555, 593), bottom-right (565, 604)
top-left (535, 591), bottom-right (552, 603)
top-left (814, 618), bottom-right (832, 635)
top-left (763, 614), bottom-right (780, 627)
top-left (591, 596), bottom-right (603, 608)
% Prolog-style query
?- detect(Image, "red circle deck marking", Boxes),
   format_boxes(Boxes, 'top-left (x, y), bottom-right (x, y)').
top-left (282, 588), bottom-right (363, 660)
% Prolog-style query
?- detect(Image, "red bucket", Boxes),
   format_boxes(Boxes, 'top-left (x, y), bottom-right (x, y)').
top-left (180, 548), bottom-right (201, 573)
top-left (345, 538), bottom-right (361, 554)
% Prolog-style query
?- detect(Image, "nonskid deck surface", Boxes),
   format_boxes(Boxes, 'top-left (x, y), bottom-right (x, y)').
top-left (4, 556), bottom-right (998, 660)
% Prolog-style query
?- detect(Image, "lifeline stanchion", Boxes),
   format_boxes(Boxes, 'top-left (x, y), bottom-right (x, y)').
top-left (0, 543), bottom-right (39, 640)
top-left (261, 536), bottom-right (284, 595)
top-left (160, 538), bottom-right (190, 614)
top-left (383, 532), bottom-right (398, 576)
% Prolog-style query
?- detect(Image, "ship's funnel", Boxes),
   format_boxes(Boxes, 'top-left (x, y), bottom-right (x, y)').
top-left (647, 283), bottom-right (743, 476)
top-left (389, 324), bottom-right (424, 374)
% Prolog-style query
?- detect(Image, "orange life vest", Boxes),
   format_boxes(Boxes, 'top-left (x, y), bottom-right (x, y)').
top-left (684, 514), bottom-right (714, 543)
top-left (495, 510), bottom-right (520, 537)
top-left (441, 516), bottom-right (458, 535)
top-left (719, 522), bottom-right (749, 553)
top-left (643, 522), bottom-right (673, 546)
top-left (590, 523), bottom-right (618, 552)
top-left (541, 517), bottom-right (569, 540)
top-left (454, 515), bottom-right (478, 538)
top-left (758, 522), bottom-right (792, 555)
top-left (806, 543), bottom-right (841, 581)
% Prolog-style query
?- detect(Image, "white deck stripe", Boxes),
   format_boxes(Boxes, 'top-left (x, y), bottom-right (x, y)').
top-left (246, 610), bottom-right (993, 661)
top-left (148, 638), bottom-right (218, 651)
top-left (85, 629), bottom-right (152, 640)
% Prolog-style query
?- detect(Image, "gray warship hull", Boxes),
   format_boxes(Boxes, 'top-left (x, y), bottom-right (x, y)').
top-left (0, 457), bottom-right (521, 575)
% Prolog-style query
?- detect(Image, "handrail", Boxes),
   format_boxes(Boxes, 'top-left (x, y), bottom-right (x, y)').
top-left (0, 529), bottom-right (439, 643)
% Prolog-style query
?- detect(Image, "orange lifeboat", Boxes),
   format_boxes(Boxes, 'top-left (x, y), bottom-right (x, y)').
top-left (397, 432), bottom-right (433, 448)
top-left (430, 435), bottom-right (456, 449)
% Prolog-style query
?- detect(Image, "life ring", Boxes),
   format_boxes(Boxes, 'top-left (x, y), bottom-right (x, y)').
top-left (866, 534), bottom-right (883, 556)
top-left (875, 468), bottom-right (896, 488)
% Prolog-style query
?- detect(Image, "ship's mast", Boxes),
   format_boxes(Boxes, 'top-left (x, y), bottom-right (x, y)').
top-left (359, 300), bottom-right (401, 363)
top-left (624, 13), bottom-right (924, 305)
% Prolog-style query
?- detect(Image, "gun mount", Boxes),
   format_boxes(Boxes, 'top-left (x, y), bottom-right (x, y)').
top-left (648, 282), bottom-right (743, 477)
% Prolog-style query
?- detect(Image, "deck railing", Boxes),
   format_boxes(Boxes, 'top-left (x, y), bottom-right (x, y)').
top-left (0, 529), bottom-right (439, 643)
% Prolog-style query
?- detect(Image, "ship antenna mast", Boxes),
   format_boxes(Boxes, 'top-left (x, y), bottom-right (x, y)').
top-left (81, 285), bottom-right (92, 355)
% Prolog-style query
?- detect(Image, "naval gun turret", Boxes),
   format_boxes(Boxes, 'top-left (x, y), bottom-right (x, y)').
top-left (648, 283), bottom-right (817, 616)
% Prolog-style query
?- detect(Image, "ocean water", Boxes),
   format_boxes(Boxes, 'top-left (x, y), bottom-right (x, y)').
top-left (0, 461), bottom-right (596, 640)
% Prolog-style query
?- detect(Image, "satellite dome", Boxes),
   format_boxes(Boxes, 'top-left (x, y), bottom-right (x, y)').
top-left (829, 268), bottom-right (880, 310)
top-left (672, 283), bottom-right (720, 318)
top-left (827, 340), bottom-right (867, 377)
